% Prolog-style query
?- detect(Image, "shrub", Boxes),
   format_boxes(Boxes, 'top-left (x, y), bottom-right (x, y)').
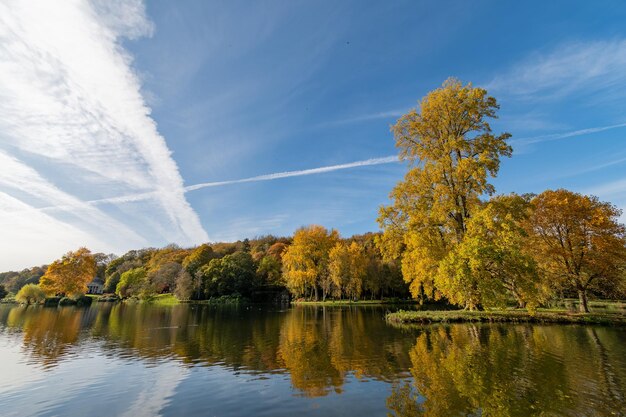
top-left (58, 297), bottom-right (76, 306)
top-left (15, 284), bottom-right (46, 305)
top-left (75, 295), bottom-right (93, 306)
top-left (44, 297), bottom-right (61, 306)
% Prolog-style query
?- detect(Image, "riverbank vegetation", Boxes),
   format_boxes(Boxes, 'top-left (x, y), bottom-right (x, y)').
top-left (1, 79), bottom-right (625, 314)
top-left (386, 307), bottom-right (626, 326)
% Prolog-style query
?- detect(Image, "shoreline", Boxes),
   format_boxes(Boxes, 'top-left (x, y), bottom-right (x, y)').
top-left (292, 299), bottom-right (418, 306)
top-left (386, 309), bottom-right (626, 326)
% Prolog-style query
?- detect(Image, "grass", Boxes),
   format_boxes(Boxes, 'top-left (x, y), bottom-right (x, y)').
top-left (138, 294), bottom-right (247, 306)
top-left (141, 293), bottom-right (180, 306)
top-left (386, 308), bottom-right (626, 326)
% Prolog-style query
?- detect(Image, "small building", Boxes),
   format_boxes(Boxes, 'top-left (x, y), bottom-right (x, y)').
top-left (86, 278), bottom-right (104, 295)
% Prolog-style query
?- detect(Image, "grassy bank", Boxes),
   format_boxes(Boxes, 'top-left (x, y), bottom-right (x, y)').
top-left (292, 299), bottom-right (417, 306)
top-left (143, 293), bottom-right (180, 306)
top-left (386, 309), bottom-right (626, 326)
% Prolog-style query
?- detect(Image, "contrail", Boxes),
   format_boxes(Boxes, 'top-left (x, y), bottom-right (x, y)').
top-left (512, 122), bottom-right (626, 145)
top-left (185, 155), bottom-right (399, 191)
top-left (33, 155), bottom-right (400, 212)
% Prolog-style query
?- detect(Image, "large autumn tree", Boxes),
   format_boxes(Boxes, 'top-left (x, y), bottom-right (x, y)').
top-left (438, 194), bottom-right (547, 310)
top-left (39, 247), bottom-right (97, 297)
top-left (528, 189), bottom-right (626, 312)
top-left (377, 78), bottom-right (512, 305)
top-left (282, 225), bottom-right (339, 300)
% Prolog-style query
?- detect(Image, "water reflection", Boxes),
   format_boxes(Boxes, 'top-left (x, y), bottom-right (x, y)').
top-left (388, 324), bottom-right (626, 417)
top-left (0, 304), bottom-right (625, 416)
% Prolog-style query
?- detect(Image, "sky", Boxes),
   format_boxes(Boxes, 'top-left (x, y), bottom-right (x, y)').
top-left (1, 0), bottom-right (626, 270)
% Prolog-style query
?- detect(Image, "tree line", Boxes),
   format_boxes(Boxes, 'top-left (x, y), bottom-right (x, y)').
top-left (0, 232), bottom-right (408, 304)
top-left (1, 78), bottom-right (625, 311)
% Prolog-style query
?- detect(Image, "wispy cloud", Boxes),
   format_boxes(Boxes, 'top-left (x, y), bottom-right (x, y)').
top-left (0, 0), bottom-right (207, 269)
top-left (582, 178), bottom-right (626, 224)
top-left (511, 122), bottom-right (626, 147)
top-left (36, 156), bottom-right (401, 209)
top-left (321, 109), bottom-right (407, 127)
top-left (486, 39), bottom-right (626, 100)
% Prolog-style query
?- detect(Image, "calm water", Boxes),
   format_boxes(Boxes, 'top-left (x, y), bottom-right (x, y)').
top-left (0, 303), bottom-right (625, 417)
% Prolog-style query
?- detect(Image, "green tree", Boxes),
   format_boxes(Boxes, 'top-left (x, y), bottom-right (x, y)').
top-left (257, 255), bottom-right (283, 285)
top-left (529, 189), bottom-right (626, 312)
top-left (0, 284), bottom-right (7, 300)
top-left (15, 283), bottom-right (46, 304)
top-left (116, 267), bottom-right (147, 298)
top-left (198, 251), bottom-right (257, 298)
top-left (378, 78), bottom-right (511, 306)
top-left (39, 248), bottom-right (97, 297)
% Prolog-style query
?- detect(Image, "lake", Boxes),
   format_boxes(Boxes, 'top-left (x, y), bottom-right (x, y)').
top-left (0, 303), bottom-right (625, 416)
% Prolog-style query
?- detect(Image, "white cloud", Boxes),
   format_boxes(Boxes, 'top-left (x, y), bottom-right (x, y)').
top-left (320, 108), bottom-right (407, 127)
top-left (30, 155), bottom-right (401, 209)
top-left (582, 178), bottom-right (626, 224)
top-left (486, 39), bottom-right (626, 100)
top-left (0, 0), bottom-right (208, 269)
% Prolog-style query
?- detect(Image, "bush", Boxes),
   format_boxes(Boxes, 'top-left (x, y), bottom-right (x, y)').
top-left (58, 297), bottom-right (76, 306)
top-left (75, 295), bottom-right (93, 306)
top-left (44, 297), bottom-right (62, 306)
top-left (0, 284), bottom-right (7, 300)
top-left (15, 284), bottom-right (46, 305)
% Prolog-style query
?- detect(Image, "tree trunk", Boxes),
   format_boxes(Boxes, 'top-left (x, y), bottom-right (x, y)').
top-left (314, 286), bottom-right (319, 301)
top-left (578, 290), bottom-right (590, 313)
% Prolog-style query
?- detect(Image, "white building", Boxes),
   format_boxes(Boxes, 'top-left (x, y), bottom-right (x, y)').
top-left (86, 279), bottom-right (104, 295)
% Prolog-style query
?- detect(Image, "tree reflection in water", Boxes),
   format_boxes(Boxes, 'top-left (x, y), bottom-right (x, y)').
top-left (387, 324), bottom-right (626, 416)
top-left (0, 303), bottom-right (624, 415)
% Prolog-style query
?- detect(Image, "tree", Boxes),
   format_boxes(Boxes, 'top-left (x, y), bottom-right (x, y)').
top-left (104, 249), bottom-right (152, 293)
top-left (197, 251), bottom-right (257, 298)
top-left (257, 255), bottom-right (283, 285)
top-left (282, 225), bottom-right (339, 300)
top-left (148, 262), bottom-right (183, 293)
top-left (328, 242), bottom-right (367, 300)
top-left (377, 78), bottom-right (511, 305)
top-left (528, 189), bottom-right (626, 312)
top-left (39, 248), bottom-right (97, 297)
top-left (0, 284), bottom-right (7, 300)
top-left (182, 244), bottom-right (215, 275)
top-left (116, 267), bottom-right (147, 298)
top-left (174, 269), bottom-right (194, 300)
top-left (15, 283), bottom-right (46, 304)
top-left (329, 243), bottom-right (350, 298)
top-left (437, 194), bottom-right (546, 310)
top-left (267, 242), bottom-right (288, 259)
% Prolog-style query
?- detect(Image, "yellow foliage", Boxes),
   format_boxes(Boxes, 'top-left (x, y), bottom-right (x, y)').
top-left (378, 78), bottom-right (511, 302)
top-left (39, 247), bottom-right (96, 297)
top-left (282, 225), bottom-right (339, 299)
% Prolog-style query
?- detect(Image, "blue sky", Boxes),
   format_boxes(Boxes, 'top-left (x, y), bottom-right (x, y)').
top-left (1, 0), bottom-right (626, 269)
